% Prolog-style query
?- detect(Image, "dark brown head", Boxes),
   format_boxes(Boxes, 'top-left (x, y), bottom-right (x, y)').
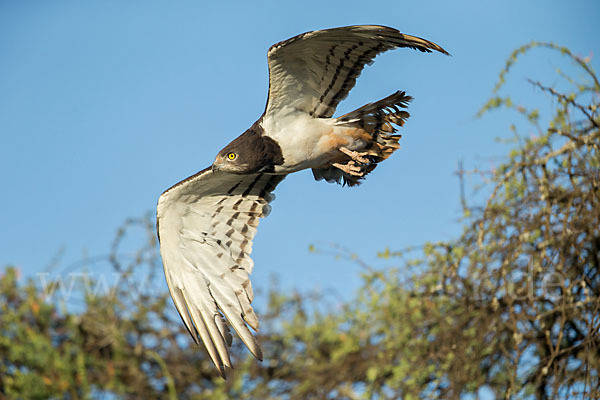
top-left (213, 121), bottom-right (284, 174)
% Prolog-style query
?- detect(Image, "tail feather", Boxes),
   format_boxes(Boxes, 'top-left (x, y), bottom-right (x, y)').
top-left (312, 91), bottom-right (412, 186)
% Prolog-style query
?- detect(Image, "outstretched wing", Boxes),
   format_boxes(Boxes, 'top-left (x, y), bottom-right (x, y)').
top-left (265, 25), bottom-right (448, 119)
top-left (157, 167), bottom-right (285, 377)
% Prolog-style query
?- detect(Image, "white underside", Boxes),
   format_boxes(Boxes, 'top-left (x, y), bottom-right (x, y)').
top-left (261, 107), bottom-right (367, 173)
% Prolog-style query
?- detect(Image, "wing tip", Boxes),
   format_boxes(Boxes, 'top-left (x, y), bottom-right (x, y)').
top-left (253, 346), bottom-right (264, 362)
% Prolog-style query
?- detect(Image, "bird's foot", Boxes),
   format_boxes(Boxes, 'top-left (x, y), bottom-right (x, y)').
top-left (339, 147), bottom-right (370, 164)
top-left (332, 161), bottom-right (364, 177)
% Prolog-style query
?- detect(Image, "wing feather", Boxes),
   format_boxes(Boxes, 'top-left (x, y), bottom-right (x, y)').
top-left (157, 168), bottom-right (284, 377)
top-left (265, 25), bottom-right (448, 118)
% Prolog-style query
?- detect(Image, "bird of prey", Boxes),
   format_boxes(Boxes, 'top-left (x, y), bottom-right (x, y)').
top-left (157, 25), bottom-right (447, 377)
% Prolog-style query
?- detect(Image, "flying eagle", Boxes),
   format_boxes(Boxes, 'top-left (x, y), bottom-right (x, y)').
top-left (157, 25), bottom-right (447, 377)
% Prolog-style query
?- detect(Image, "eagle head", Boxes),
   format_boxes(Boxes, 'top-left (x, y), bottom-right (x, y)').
top-left (212, 148), bottom-right (249, 173)
top-left (212, 121), bottom-right (284, 174)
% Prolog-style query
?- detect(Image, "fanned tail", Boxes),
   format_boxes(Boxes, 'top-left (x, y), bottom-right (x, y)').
top-left (312, 91), bottom-right (412, 186)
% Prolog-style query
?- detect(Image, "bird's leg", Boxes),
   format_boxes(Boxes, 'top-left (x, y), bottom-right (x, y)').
top-left (339, 147), bottom-right (370, 164)
top-left (332, 161), bottom-right (364, 176)
top-left (333, 146), bottom-right (373, 176)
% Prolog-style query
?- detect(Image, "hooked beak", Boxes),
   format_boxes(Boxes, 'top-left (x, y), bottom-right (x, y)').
top-left (212, 156), bottom-right (223, 172)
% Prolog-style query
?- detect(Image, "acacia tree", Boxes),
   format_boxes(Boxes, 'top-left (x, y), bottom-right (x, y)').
top-left (1, 43), bottom-right (598, 399)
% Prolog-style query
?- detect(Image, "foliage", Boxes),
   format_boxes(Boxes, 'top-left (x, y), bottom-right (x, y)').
top-left (1, 43), bottom-right (598, 399)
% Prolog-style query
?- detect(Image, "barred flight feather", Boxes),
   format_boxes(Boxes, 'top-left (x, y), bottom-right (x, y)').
top-left (266, 25), bottom-right (448, 119)
top-left (157, 169), bottom-right (284, 377)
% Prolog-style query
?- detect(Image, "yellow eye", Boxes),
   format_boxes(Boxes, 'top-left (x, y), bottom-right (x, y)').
top-left (227, 152), bottom-right (237, 160)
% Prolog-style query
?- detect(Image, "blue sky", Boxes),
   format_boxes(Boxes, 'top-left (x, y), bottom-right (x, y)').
top-left (1, 0), bottom-right (598, 302)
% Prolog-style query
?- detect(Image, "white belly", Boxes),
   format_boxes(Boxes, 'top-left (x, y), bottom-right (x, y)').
top-left (261, 109), bottom-right (367, 173)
